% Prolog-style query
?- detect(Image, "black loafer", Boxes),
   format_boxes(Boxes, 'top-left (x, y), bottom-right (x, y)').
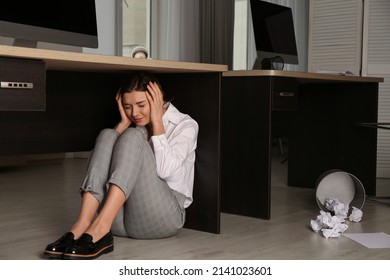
top-left (44, 232), bottom-right (75, 259)
top-left (63, 231), bottom-right (114, 260)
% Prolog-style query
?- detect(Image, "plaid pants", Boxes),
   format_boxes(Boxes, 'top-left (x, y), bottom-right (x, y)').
top-left (80, 128), bottom-right (186, 239)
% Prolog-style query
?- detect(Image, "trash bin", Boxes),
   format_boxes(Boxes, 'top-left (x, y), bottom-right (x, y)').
top-left (315, 170), bottom-right (366, 214)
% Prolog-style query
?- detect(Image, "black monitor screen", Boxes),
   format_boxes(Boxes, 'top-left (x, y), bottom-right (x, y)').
top-left (250, 0), bottom-right (298, 67)
top-left (0, 0), bottom-right (98, 48)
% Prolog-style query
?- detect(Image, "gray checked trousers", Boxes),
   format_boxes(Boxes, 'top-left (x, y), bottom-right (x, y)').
top-left (79, 128), bottom-right (186, 239)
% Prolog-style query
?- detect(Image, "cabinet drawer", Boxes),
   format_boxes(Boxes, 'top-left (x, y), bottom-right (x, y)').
top-left (271, 77), bottom-right (298, 111)
top-left (0, 57), bottom-right (46, 111)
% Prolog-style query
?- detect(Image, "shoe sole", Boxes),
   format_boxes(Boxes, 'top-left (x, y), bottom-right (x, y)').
top-left (62, 244), bottom-right (114, 260)
top-left (44, 250), bottom-right (65, 259)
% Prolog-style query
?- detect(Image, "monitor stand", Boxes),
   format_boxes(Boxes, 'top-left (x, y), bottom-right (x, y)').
top-left (253, 56), bottom-right (284, 70)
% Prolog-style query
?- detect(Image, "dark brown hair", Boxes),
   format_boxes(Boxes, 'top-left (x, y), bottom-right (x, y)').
top-left (118, 72), bottom-right (165, 100)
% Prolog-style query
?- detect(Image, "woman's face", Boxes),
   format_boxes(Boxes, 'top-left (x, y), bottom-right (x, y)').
top-left (122, 90), bottom-right (151, 126)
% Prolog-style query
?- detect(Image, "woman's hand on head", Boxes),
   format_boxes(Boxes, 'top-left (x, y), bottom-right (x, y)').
top-left (146, 82), bottom-right (165, 136)
top-left (115, 91), bottom-right (131, 134)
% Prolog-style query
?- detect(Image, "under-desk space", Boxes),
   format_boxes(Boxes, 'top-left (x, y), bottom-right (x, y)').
top-left (0, 45), bottom-right (227, 234)
top-left (221, 70), bottom-right (383, 220)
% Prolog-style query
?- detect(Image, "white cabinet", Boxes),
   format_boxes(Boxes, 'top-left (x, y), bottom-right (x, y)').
top-left (309, 0), bottom-right (390, 177)
top-left (363, 0), bottom-right (390, 177)
top-left (308, 0), bottom-right (363, 75)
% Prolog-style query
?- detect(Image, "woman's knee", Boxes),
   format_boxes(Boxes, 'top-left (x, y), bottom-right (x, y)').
top-left (97, 128), bottom-right (119, 141)
top-left (119, 128), bottom-right (144, 143)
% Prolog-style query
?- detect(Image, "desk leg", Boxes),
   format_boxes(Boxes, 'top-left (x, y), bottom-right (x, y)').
top-left (221, 77), bottom-right (272, 219)
top-left (158, 73), bottom-right (221, 234)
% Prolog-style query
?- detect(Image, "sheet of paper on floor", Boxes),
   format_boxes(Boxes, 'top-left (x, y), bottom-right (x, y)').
top-left (343, 232), bottom-right (390, 248)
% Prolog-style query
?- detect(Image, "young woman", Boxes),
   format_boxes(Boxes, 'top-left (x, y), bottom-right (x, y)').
top-left (44, 72), bottom-right (198, 260)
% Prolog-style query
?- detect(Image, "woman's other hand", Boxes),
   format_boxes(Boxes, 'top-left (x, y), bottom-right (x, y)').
top-left (115, 91), bottom-right (131, 134)
top-left (146, 82), bottom-right (165, 136)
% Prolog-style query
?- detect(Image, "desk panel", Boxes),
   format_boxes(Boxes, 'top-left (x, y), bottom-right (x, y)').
top-left (221, 76), bottom-right (272, 219)
top-left (288, 82), bottom-right (378, 195)
top-left (159, 73), bottom-right (221, 233)
top-left (0, 71), bottom-right (120, 155)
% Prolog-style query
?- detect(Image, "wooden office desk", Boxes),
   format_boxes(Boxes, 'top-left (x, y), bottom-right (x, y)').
top-left (221, 70), bottom-right (383, 219)
top-left (0, 45), bottom-right (227, 234)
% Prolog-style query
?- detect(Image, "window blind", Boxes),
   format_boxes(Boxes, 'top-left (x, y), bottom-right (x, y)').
top-left (308, 0), bottom-right (363, 75)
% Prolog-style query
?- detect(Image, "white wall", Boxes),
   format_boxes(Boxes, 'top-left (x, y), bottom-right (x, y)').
top-left (83, 0), bottom-right (119, 56)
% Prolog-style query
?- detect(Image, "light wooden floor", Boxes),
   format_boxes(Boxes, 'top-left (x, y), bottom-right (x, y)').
top-left (1, 148), bottom-right (389, 260)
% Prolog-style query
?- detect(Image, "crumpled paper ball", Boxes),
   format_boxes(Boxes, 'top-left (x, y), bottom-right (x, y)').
top-left (324, 197), bottom-right (349, 218)
top-left (310, 210), bottom-right (348, 238)
top-left (310, 198), bottom-right (363, 238)
top-left (322, 223), bottom-right (349, 238)
top-left (349, 206), bottom-right (363, 222)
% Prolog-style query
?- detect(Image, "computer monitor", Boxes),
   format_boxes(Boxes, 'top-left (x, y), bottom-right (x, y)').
top-left (249, 0), bottom-right (298, 70)
top-left (0, 0), bottom-right (98, 49)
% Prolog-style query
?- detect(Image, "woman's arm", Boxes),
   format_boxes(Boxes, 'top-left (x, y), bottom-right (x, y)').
top-left (152, 119), bottom-right (198, 179)
top-left (145, 81), bottom-right (165, 136)
top-left (146, 81), bottom-right (199, 179)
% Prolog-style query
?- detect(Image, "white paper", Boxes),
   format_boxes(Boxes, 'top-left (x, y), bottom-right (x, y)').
top-left (310, 198), bottom-right (363, 238)
top-left (316, 69), bottom-right (355, 76)
top-left (324, 197), bottom-right (349, 218)
top-left (310, 210), bottom-right (348, 238)
top-left (344, 232), bottom-right (390, 248)
top-left (349, 207), bottom-right (363, 222)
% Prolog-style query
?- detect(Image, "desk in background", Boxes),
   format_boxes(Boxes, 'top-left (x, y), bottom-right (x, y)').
top-left (221, 70), bottom-right (383, 219)
top-left (0, 45), bottom-right (228, 234)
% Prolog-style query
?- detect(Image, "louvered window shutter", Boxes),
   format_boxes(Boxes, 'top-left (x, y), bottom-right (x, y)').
top-left (308, 0), bottom-right (363, 75)
top-left (363, 0), bottom-right (390, 177)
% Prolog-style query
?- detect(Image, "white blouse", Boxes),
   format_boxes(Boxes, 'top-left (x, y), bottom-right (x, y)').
top-left (137, 103), bottom-right (198, 208)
